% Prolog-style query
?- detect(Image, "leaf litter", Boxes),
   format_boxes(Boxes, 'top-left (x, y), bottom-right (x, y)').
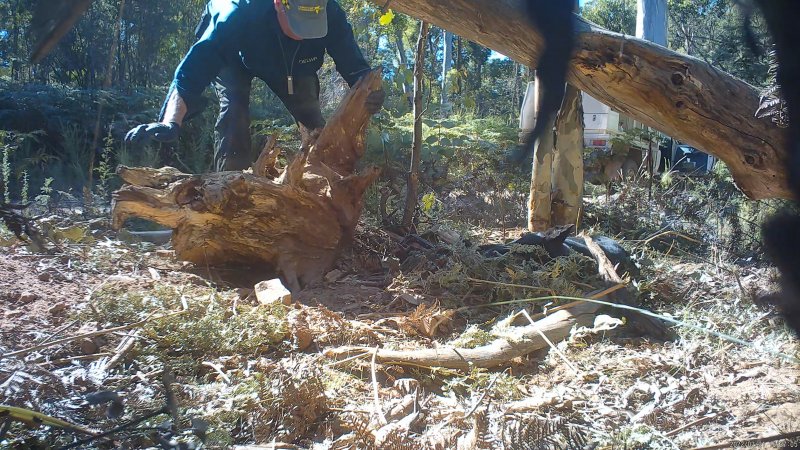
top-left (0, 207), bottom-right (797, 449)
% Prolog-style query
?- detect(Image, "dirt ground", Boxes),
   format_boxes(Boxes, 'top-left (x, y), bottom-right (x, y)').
top-left (1, 222), bottom-right (799, 449)
top-left (0, 252), bottom-right (94, 333)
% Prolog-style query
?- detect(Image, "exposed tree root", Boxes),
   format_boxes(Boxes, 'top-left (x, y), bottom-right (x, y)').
top-left (111, 72), bottom-right (384, 291)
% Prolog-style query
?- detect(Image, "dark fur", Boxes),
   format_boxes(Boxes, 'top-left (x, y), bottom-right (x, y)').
top-left (524, 0), bottom-right (575, 148)
top-left (749, 0), bottom-right (800, 335)
top-left (0, 203), bottom-right (35, 242)
top-left (510, 0), bottom-right (576, 164)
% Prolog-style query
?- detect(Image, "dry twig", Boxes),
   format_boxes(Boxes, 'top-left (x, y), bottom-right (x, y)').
top-left (520, 309), bottom-right (579, 375)
top-left (371, 346), bottom-right (388, 425)
top-left (102, 330), bottom-right (141, 372)
top-left (1, 311), bottom-right (186, 360)
top-left (690, 430), bottom-right (800, 450)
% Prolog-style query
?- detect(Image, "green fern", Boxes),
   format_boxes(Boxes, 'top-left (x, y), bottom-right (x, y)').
top-left (20, 171), bottom-right (29, 203)
top-left (756, 48), bottom-right (789, 128)
top-left (2, 142), bottom-right (11, 203)
top-left (95, 131), bottom-right (116, 200)
top-left (502, 414), bottom-right (589, 450)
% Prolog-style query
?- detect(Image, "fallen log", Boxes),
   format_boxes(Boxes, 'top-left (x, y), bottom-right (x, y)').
top-left (371, 0), bottom-right (789, 200)
top-left (324, 301), bottom-right (601, 370)
top-left (111, 71), bottom-right (383, 291)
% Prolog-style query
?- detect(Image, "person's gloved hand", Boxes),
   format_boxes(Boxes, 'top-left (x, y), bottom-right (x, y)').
top-left (124, 122), bottom-right (181, 145)
top-left (365, 88), bottom-right (386, 114)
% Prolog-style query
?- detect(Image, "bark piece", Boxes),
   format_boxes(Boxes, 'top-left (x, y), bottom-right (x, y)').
top-left (324, 269), bottom-right (344, 283)
top-left (102, 330), bottom-right (140, 371)
top-left (369, 0), bottom-right (789, 199)
top-left (583, 234), bottom-right (625, 283)
top-left (286, 310), bottom-right (313, 351)
top-left (111, 72), bottom-right (383, 290)
top-left (117, 166), bottom-right (190, 188)
top-left (252, 134), bottom-right (281, 179)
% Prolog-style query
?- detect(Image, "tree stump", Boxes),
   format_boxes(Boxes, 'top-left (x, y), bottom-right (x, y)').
top-left (111, 71), bottom-right (383, 291)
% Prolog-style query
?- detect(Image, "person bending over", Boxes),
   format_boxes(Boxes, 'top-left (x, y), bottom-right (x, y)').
top-left (126, 0), bottom-right (385, 171)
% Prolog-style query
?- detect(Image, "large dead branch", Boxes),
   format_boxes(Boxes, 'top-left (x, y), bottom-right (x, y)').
top-left (370, 0), bottom-right (789, 200)
top-left (324, 301), bottom-right (601, 370)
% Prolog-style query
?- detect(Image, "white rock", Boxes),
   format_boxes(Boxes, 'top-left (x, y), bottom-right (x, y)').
top-left (19, 292), bottom-right (38, 304)
top-left (254, 279), bottom-right (292, 306)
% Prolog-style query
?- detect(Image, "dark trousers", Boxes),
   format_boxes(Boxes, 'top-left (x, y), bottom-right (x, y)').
top-left (212, 65), bottom-right (326, 171)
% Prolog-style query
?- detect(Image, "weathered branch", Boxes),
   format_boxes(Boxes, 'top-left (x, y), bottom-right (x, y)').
top-left (324, 302), bottom-right (600, 370)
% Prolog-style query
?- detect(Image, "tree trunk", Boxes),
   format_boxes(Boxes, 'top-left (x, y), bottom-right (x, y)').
top-left (12, 0), bottom-right (20, 81)
top-left (393, 27), bottom-right (413, 107)
top-left (528, 73), bottom-right (555, 232)
top-left (111, 72), bottom-right (383, 292)
top-left (511, 62), bottom-right (522, 123)
top-left (402, 22), bottom-right (430, 229)
top-left (552, 85), bottom-right (584, 227)
top-left (456, 36), bottom-right (463, 95)
top-left (519, 81), bottom-right (536, 144)
top-left (637, 0), bottom-right (666, 202)
top-left (441, 30), bottom-right (454, 113)
top-left (367, 0), bottom-right (790, 200)
top-left (636, 0), bottom-right (667, 46)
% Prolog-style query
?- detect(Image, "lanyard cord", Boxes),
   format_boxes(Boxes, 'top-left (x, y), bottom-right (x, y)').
top-left (276, 31), bottom-right (302, 94)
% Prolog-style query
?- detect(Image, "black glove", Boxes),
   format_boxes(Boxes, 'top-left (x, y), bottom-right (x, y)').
top-left (365, 88), bottom-right (386, 114)
top-left (124, 122), bottom-right (181, 145)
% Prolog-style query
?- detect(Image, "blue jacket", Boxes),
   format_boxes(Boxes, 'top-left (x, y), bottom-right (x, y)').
top-left (171, 0), bottom-right (371, 113)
